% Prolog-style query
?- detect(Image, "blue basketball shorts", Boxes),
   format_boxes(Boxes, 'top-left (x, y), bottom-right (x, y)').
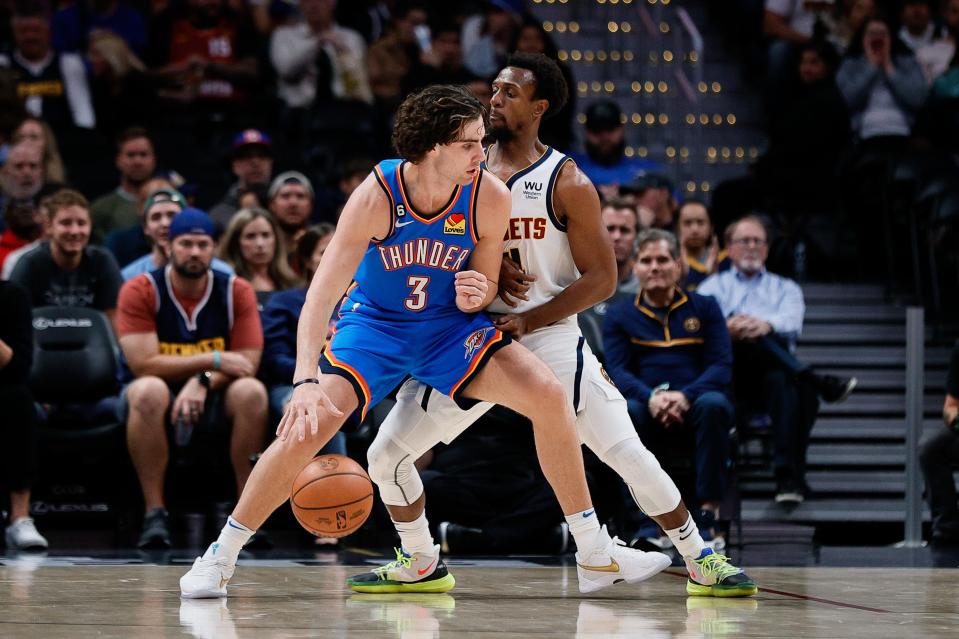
top-left (319, 309), bottom-right (511, 419)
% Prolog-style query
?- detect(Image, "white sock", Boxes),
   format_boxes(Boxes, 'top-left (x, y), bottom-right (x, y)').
top-left (393, 511), bottom-right (435, 557)
top-left (664, 514), bottom-right (707, 560)
top-left (203, 516), bottom-right (254, 563)
top-left (566, 508), bottom-right (601, 555)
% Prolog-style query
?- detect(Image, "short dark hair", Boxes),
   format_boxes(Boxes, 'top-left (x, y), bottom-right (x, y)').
top-left (504, 52), bottom-right (568, 119)
top-left (392, 85), bottom-right (488, 163)
top-left (294, 222), bottom-right (336, 276)
top-left (117, 126), bottom-right (152, 151)
top-left (677, 198), bottom-right (711, 220)
top-left (636, 228), bottom-right (680, 260)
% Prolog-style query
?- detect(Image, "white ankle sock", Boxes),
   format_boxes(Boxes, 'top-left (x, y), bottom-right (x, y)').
top-left (664, 514), bottom-right (707, 560)
top-left (393, 512), bottom-right (435, 557)
top-left (565, 508), bottom-right (601, 554)
top-left (203, 516), bottom-right (254, 562)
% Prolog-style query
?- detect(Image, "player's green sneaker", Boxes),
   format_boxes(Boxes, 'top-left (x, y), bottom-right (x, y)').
top-left (685, 548), bottom-right (757, 597)
top-left (347, 545), bottom-right (455, 594)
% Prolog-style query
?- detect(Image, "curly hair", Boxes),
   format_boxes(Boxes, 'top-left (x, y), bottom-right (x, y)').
top-left (219, 207), bottom-right (301, 290)
top-left (392, 85), bottom-right (488, 163)
top-left (505, 51), bottom-right (569, 119)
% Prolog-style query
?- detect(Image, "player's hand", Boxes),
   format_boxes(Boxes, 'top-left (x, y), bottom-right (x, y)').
top-left (498, 256), bottom-right (536, 307)
top-left (455, 270), bottom-right (488, 312)
top-left (276, 378), bottom-right (344, 442)
top-left (493, 313), bottom-right (530, 339)
top-left (172, 378), bottom-right (207, 426)
top-left (218, 352), bottom-right (256, 377)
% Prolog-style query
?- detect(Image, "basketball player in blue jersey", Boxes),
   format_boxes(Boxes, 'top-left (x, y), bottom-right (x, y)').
top-left (351, 54), bottom-right (757, 597)
top-left (181, 84), bottom-right (670, 598)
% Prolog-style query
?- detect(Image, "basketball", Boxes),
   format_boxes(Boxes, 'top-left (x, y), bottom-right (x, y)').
top-left (290, 455), bottom-right (374, 538)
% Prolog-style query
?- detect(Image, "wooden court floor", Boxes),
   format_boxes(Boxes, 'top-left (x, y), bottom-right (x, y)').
top-left (2, 558), bottom-right (958, 638)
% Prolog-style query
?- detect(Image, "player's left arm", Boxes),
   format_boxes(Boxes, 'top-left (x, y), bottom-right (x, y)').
top-left (514, 160), bottom-right (617, 333)
top-left (458, 170), bottom-right (511, 312)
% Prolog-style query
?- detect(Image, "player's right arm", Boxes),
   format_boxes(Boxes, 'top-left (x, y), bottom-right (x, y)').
top-left (279, 173), bottom-right (391, 440)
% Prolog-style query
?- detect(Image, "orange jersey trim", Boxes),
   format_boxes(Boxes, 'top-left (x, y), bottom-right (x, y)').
top-left (323, 348), bottom-right (372, 420)
top-left (395, 163), bottom-right (462, 224)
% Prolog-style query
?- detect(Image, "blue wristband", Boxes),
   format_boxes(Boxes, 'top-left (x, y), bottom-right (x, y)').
top-left (213, 350), bottom-right (221, 370)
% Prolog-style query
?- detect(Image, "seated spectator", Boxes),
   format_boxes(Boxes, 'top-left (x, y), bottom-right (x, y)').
top-left (0, 279), bottom-right (48, 551)
top-left (837, 15), bottom-right (927, 145)
top-left (826, 0), bottom-right (876, 54)
top-left (210, 130), bottom-right (274, 235)
top-left (697, 216), bottom-right (857, 505)
top-left (898, 1), bottom-right (941, 59)
top-left (261, 223), bottom-right (344, 451)
top-left (90, 127), bottom-right (157, 245)
top-left (624, 174), bottom-right (677, 230)
top-left (121, 190), bottom-right (233, 281)
top-left (86, 29), bottom-right (151, 141)
top-left (267, 171), bottom-right (315, 259)
top-left (913, 0), bottom-right (959, 81)
top-left (677, 200), bottom-right (723, 291)
top-left (105, 173), bottom-right (180, 268)
top-left (0, 4), bottom-right (96, 131)
top-left (461, 0), bottom-right (524, 78)
top-left (569, 100), bottom-right (664, 202)
top-left (10, 189), bottom-right (122, 324)
top-left (367, 3), bottom-right (429, 110)
top-left (148, 0), bottom-right (259, 106)
top-left (0, 142), bottom-right (46, 229)
top-left (763, 0), bottom-right (821, 110)
top-left (12, 117), bottom-right (66, 184)
top-left (52, 0), bottom-right (147, 56)
top-left (115, 210), bottom-right (268, 548)
top-left (0, 203), bottom-right (44, 276)
top-left (603, 229), bottom-right (734, 545)
top-left (603, 198), bottom-right (642, 296)
top-left (313, 156), bottom-right (374, 222)
top-left (269, 0), bottom-right (373, 111)
top-left (919, 340), bottom-right (959, 544)
top-left (509, 16), bottom-right (575, 152)
top-left (218, 207), bottom-right (300, 309)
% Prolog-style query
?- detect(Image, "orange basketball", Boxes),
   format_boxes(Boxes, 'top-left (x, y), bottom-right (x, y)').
top-left (290, 454), bottom-right (374, 538)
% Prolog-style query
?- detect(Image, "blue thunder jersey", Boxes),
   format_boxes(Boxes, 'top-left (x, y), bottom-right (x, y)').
top-left (346, 159), bottom-right (482, 320)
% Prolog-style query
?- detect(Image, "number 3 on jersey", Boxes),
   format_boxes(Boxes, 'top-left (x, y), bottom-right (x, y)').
top-left (405, 275), bottom-right (430, 311)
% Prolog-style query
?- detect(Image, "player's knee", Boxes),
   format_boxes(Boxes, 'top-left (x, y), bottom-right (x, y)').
top-left (126, 377), bottom-right (169, 420)
top-left (527, 376), bottom-right (569, 417)
top-left (603, 437), bottom-right (680, 516)
top-left (366, 435), bottom-right (423, 506)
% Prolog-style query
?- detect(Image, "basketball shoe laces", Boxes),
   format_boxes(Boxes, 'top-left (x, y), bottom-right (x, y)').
top-left (695, 552), bottom-right (741, 584)
top-left (372, 548), bottom-right (413, 580)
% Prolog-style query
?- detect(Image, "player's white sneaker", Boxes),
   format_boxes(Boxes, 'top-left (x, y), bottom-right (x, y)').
top-left (180, 555), bottom-right (236, 599)
top-left (576, 525), bottom-right (671, 594)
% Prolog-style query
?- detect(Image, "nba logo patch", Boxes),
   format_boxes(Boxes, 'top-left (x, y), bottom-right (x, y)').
top-left (463, 327), bottom-right (493, 359)
top-left (444, 213), bottom-right (466, 235)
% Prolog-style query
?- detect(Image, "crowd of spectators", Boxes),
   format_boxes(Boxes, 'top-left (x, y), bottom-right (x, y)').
top-left (0, 0), bottom-right (952, 554)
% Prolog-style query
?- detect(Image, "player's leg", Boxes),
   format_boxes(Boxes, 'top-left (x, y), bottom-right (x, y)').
top-left (575, 354), bottom-right (757, 597)
top-left (348, 380), bottom-right (491, 593)
top-left (459, 342), bottom-right (671, 593)
top-left (180, 374), bottom-right (357, 599)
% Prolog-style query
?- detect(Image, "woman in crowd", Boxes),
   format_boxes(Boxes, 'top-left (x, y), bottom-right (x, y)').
top-left (13, 117), bottom-right (66, 185)
top-left (218, 207), bottom-right (300, 308)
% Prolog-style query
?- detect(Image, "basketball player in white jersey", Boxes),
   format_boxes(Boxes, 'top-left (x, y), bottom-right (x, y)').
top-left (348, 54), bottom-right (756, 597)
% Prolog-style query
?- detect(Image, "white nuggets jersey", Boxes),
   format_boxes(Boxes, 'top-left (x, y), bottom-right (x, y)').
top-left (487, 146), bottom-right (579, 323)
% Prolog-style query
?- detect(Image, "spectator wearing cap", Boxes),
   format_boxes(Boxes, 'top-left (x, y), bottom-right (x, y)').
top-left (10, 189), bottom-right (123, 325)
top-left (210, 129), bottom-right (274, 235)
top-left (268, 171), bottom-right (315, 258)
top-left (89, 127), bottom-right (157, 245)
top-left (121, 192), bottom-right (234, 280)
top-left (115, 208), bottom-right (267, 548)
top-left (569, 99), bottom-right (664, 201)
